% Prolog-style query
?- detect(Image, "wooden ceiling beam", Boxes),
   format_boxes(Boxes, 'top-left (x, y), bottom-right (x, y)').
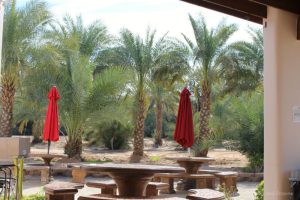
top-left (249, 0), bottom-right (300, 15)
top-left (181, 0), bottom-right (263, 24)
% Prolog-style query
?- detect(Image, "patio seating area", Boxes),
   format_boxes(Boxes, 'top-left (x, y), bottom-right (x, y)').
top-left (0, 135), bottom-right (261, 200)
top-left (21, 176), bottom-right (257, 200)
top-left (6, 0), bottom-right (297, 198)
top-left (0, 151), bottom-right (254, 200)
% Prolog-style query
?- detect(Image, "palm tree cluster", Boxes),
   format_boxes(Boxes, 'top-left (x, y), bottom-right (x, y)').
top-left (1, 0), bottom-right (263, 160)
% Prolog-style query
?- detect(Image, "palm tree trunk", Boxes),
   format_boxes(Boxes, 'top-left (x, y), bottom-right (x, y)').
top-left (132, 95), bottom-right (146, 157)
top-left (0, 73), bottom-right (16, 137)
top-left (32, 120), bottom-right (43, 143)
top-left (65, 133), bottom-right (82, 159)
top-left (154, 100), bottom-right (163, 147)
top-left (196, 81), bottom-right (211, 157)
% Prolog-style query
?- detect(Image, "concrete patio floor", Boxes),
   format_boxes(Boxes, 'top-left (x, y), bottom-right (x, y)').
top-left (22, 176), bottom-right (258, 199)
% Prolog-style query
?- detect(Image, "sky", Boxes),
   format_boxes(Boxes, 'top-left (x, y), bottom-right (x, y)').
top-left (18, 0), bottom-right (262, 42)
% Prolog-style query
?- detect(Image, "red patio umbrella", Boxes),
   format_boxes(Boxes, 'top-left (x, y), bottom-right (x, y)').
top-left (43, 86), bottom-right (60, 154)
top-left (174, 87), bottom-right (194, 148)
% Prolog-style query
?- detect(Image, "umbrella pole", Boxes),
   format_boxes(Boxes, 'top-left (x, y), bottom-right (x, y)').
top-left (188, 148), bottom-right (191, 157)
top-left (47, 140), bottom-right (50, 154)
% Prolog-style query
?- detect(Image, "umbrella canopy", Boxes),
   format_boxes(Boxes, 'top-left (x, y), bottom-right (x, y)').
top-left (174, 87), bottom-right (194, 148)
top-left (43, 86), bottom-right (60, 153)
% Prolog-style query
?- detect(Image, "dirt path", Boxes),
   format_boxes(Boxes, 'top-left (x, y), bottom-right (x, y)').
top-left (31, 137), bottom-right (249, 169)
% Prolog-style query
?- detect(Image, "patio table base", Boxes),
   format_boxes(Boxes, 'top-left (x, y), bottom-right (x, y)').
top-left (110, 172), bottom-right (153, 197)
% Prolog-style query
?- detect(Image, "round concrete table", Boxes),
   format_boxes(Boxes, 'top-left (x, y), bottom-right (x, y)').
top-left (29, 153), bottom-right (67, 166)
top-left (82, 163), bottom-right (184, 197)
top-left (171, 157), bottom-right (214, 190)
top-left (176, 157), bottom-right (214, 174)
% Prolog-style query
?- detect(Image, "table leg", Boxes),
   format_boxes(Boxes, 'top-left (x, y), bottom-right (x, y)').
top-left (160, 177), bottom-right (175, 194)
top-left (177, 162), bottom-right (204, 190)
top-left (110, 172), bottom-right (153, 197)
top-left (184, 179), bottom-right (196, 190)
top-left (178, 162), bottom-right (201, 174)
top-left (42, 158), bottom-right (53, 166)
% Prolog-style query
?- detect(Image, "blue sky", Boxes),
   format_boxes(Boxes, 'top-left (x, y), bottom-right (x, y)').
top-left (17, 0), bottom-right (261, 41)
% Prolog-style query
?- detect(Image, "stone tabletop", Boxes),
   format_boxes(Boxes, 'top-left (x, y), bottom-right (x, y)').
top-left (81, 163), bottom-right (185, 173)
top-left (175, 157), bottom-right (215, 162)
top-left (29, 153), bottom-right (67, 158)
top-left (0, 162), bottom-right (14, 168)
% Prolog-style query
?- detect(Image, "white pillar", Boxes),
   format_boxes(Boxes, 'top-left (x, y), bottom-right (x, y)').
top-left (264, 7), bottom-right (300, 200)
top-left (0, 0), bottom-right (4, 75)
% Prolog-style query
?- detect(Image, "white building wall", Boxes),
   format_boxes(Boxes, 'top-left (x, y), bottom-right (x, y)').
top-left (264, 7), bottom-right (300, 200)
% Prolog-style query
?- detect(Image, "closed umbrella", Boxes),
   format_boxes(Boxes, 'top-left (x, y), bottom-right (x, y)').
top-left (174, 87), bottom-right (194, 148)
top-left (43, 86), bottom-right (60, 154)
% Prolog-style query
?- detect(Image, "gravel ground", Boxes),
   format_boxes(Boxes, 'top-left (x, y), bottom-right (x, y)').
top-left (22, 176), bottom-right (258, 200)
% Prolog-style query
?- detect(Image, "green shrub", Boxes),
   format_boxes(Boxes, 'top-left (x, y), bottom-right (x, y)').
top-left (192, 132), bottom-right (220, 156)
top-left (248, 154), bottom-right (264, 172)
top-left (209, 91), bottom-right (264, 172)
top-left (254, 180), bottom-right (264, 200)
top-left (91, 120), bottom-right (132, 150)
top-left (231, 93), bottom-right (264, 172)
top-left (23, 193), bottom-right (45, 200)
top-left (149, 155), bottom-right (161, 162)
top-left (1, 193), bottom-right (45, 200)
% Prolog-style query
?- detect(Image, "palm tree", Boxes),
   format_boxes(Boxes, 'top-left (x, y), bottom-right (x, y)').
top-left (183, 14), bottom-right (237, 156)
top-left (44, 14), bottom-right (110, 75)
top-left (15, 61), bottom-right (130, 159)
top-left (35, 15), bottom-right (113, 158)
top-left (150, 48), bottom-right (189, 147)
top-left (0, 0), bottom-right (52, 137)
top-left (106, 28), bottom-right (175, 159)
top-left (221, 28), bottom-right (263, 95)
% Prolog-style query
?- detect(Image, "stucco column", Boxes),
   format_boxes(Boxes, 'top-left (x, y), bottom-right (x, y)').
top-left (0, 0), bottom-right (4, 75)
top-left (264, 7), bottom-right (300, 200)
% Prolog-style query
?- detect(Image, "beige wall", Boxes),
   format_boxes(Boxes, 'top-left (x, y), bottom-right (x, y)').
top-left (264, 7), bottom-right (300, 199)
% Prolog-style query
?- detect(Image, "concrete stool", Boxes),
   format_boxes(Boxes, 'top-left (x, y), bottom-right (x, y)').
top-left (44, 181), bottom-right (84, 200)
top-left (86, 180), bottom-right (117, 195)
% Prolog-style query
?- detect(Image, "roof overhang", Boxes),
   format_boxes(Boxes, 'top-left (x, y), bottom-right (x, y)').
top-left (181, 0), bottom-right (300, 25)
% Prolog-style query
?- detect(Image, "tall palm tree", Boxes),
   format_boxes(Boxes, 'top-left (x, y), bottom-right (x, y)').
top-left (183, 14), bottom-right (237, 156)
top-left (0, 0), bottom-right (52, 137)
top-left (221, 28), bottom-right (263, 95)
top-left (150, 48), bottom-right (189, 147)
top-left (107, 28), bottom-right (174, 159)
top-left (44, 14), bottom-right (110, 75)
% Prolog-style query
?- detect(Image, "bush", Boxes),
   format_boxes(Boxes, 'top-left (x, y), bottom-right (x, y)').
top-left (23, 194), bottom-right (45, 200)
top-left (248, 154), bottom-right (264, 172)
top-left (91, 120), bottom-right (132, 150)
top-left (192, 132), bottom-right (220, 156)
top-left (210, 91), bottom-right (264, 172)
top-left (1, 194), bottom-right (45, 200)
top-left (231, 93), bottom-right (264, 172)
top-left (254, 180), bottom-right (264, 200)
